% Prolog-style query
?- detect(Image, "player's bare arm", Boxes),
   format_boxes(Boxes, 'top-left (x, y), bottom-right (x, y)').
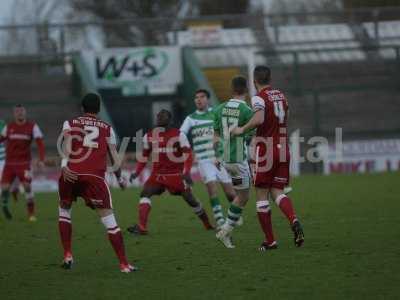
top-left (213, 131), bottom-right (222, 170)
top-left (231, 109), bottom-right (264, 136)
top-left (181, 149), bottom-right (194, 185)
top-left (130, 136), bottom-right (151, 182)
top-left (35, 137), bottom-right (46, 170)
top-left (60, 129), bottom-right (78, 183)
top-left (179, 132), bottom-right (194, 185)
top-left (107, 143), bottom-right (126, 189)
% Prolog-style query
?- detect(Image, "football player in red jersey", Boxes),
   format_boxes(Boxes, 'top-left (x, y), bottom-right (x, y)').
top-left (232, 66), bottom-right (304, 250)
top-left (0, 104), bottom-right (45, 221)
top-left (58, 93), bottom-right (136, 273)
top-left (127, 109), bottom-right (213, 235)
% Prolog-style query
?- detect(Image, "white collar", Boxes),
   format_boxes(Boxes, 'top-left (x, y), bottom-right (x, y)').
top-left (229, 98), bottom-right (246, 104)
top-left (195, 110), bottom-right (207, 115)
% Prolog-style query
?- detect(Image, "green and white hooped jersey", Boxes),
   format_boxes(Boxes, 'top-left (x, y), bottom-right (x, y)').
top-left (180, 110), bottom-right (216, 162)
top-left (0, 120), bottom-right (5, 163)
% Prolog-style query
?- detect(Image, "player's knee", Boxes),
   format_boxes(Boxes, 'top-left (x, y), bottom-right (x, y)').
top-left (206, 181), bottom-right (218, 197)
top-left (97, 208), bottom-right (114, 218)
top-left (273, 192), bottom-right (286, 206)
top-left (140, 188), bottom-right (154, 198)
top-left (256, 200), bottom-right (271, 213)
top-left (59, 201), bottom-right (72, 210)
top-left (226, 191), bottom-right (235, 203)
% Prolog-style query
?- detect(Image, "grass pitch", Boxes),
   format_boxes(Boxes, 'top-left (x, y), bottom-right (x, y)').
top-left (0, 172), bottom-right (399, 300)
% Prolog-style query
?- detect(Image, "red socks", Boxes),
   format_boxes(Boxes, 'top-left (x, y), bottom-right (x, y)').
top-left (256, 200), bottom-right (275, 245)
top-left (58, 207), bottom-right (72, 256)
top-left (27, 201), bottom-right (35, 217)
top-left (101, 214), bottom-right (128, 265)
top-left (138, 198), bottom-right (152, 232)
top-left (107, 229), bottom-right (128, 265)
top-left (275, 194), bottom-right (297, 224)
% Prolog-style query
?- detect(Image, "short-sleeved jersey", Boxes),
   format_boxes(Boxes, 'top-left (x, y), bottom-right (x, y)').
top-left (214, 99), bottom-right (253, 163)
top-left (62, 115), bottom-right (116, 178)
top-left (0, 120), bottom-right (5, 162)
top-left (1, 121), bottom-right (43, 165)
top-left (143, 127), bottom-right (190, 175)
top-left (180, 109), bottom-right (217, 162)
top-left (252, 86), bottom-right (289, 143)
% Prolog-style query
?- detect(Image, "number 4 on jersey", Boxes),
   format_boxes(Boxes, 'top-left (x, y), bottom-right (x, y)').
top-left (273, 101), bottom-right (285, 124)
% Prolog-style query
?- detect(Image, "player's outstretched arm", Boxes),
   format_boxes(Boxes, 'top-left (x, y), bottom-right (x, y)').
top-left (130, 133), bottom-right (151, 182)
top-left (32, 123), bottom-right (46, 169)
top-left (60, 124), bottom-right (78, 183)
top-left (213, 131), bottom-right (223, 170)
top-left (35, 138), bottom-right (46, 170)
top-left (231, 96), bottom-right (265, 136)
top-left (231, 110), bottom-right (264, 136)
top-left (107, 143), bottom-right (126, 189)
top-left (182, 149), bottom-right (194, 186)
top-left (179, 132), bottom-right (194, 185)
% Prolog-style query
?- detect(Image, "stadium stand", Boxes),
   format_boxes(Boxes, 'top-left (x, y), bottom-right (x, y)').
top-left (175, 28), bottom-right (257, 67)
top-left (265, 23), bottom-right (366, 63)
top-left (363, 20), bottom-right (400, 58)
top-left (0, 57), bottom-right (80, 152)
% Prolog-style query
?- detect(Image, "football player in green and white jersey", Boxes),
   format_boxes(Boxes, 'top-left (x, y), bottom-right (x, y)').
top-left (180, 89), bottom-right (236, 229)
top-left (213, 76), bottom-right (254, 248)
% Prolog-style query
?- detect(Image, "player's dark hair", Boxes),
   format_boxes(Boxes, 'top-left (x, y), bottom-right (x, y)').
top-left (14, 104), bottom-right (24, 108)
top-left (231, 76), bottom-right (248, 95)
top-left (81, 93), bottom-right (101, 114)
top-left (160, 109), bottom-right (172, 120)
top-left (253, 65), bottom-right (271, 85)
top-left (195, 89), bottom-right (210, 99)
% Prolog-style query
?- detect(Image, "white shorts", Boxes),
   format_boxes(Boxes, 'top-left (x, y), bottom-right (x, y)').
top-left (223, 161), bottom-right (251, 190)
top-left (198, 160), bottom-right (232, 184)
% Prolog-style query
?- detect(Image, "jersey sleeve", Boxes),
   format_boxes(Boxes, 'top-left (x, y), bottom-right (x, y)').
top-left (213, 106), bottom-right (221, 134)
top-left (179, 132), bottom-right (191, 149)
top-left (180, 117), bottom-right (191, 136)
top-left (1, 125), bottom-right (7, 137)
top-left (107, 127), bottom-right (117, 145)
top-left (251, 96), bottom-right (265, 112)
top-left (62, 120), bottom-right (71, 132)
top-left (241, 104), bottom-right (256, 137)
top-left (142, 133), bottom-right (151, 150)
top-left (33, 123), bottom-right (44, 139)
top-left (242, 104), bottom-right (254, 124)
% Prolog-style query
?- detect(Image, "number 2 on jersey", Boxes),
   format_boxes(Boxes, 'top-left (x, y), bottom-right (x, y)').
top-left (83, 125), bottom-right (99, 148)
top-left (273, 101), bottom-right (285, 124)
